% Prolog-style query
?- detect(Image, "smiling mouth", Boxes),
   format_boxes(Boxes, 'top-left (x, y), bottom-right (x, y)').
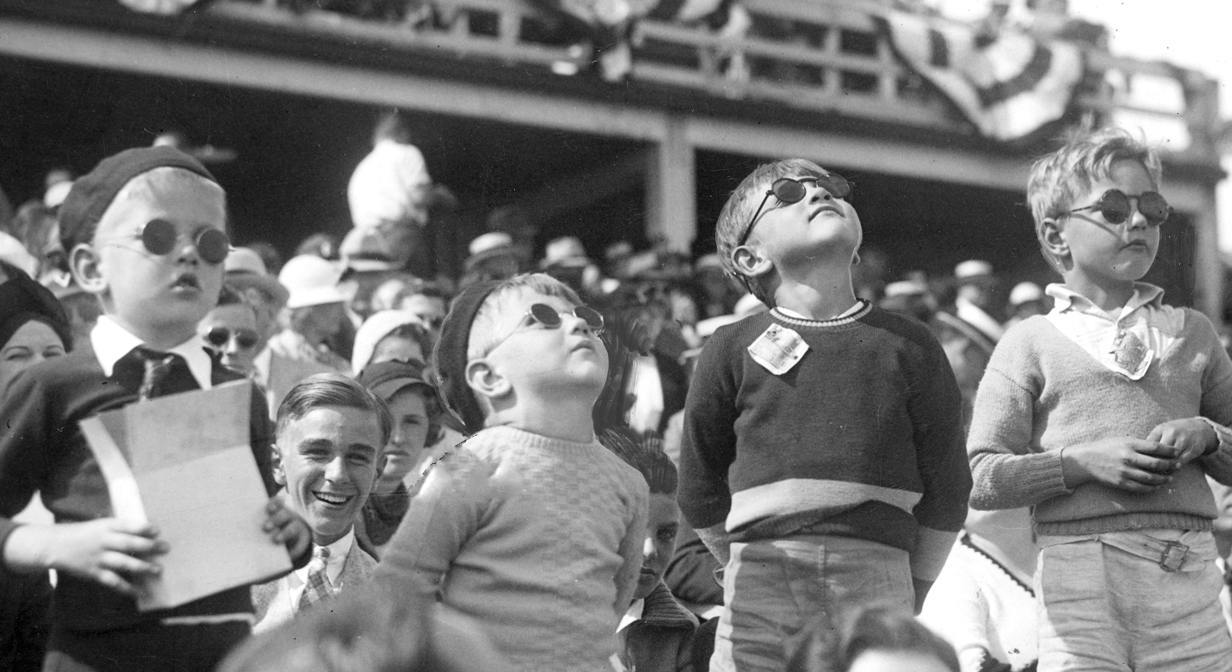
top-left (313, 491), bottom-right (353, 506)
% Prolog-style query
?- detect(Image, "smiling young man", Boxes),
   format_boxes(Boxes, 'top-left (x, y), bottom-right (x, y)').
top-left (253, 374), bottom-right (392, 633)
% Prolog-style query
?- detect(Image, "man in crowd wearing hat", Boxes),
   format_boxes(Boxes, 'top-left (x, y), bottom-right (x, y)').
top-left (459, 231), bottom-right (520, 291)
top-left (269, 254), bottom-right (351, 373)
top-left (953, 259), bottom-right (1005, 346)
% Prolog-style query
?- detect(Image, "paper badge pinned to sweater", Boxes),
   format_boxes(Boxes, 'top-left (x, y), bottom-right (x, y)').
top-left (747, 323), bottom-right (809, 375)
top-left (1108, 328), bottom-right (1154, 380)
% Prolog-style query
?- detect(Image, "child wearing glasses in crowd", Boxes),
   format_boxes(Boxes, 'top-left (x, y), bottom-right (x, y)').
top-left (0, 146), bottom-right (311, 672)
top-left (372, 273), bottom-right (649, 672)
top-left (680, 158), bottom-right (970, 672)
top-left (968, 127), bottom-right (1232, 670)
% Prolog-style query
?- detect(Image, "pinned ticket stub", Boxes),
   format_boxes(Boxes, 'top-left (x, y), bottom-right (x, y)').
top-left (747, 323), bottom-right (809, 375)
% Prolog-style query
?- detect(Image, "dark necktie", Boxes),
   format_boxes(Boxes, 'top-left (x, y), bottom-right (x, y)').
top-left (135, 348), bottom-right (177, 401)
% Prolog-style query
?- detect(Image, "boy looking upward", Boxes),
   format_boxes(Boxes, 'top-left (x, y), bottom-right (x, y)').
top-left (680, 158), bottom-right (970, 672)
top-left (968, 127), bottom-right (1232, 670)
top-left (0, 146), bottom-right (309, 672)
top-left (253, 374), bottom-right (391, 633)
top-left (373, 273), bottom-right (649, 672)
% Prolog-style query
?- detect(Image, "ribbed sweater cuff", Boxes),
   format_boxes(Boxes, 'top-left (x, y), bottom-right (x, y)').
top-left (1032, 450), bottom-right (1073, 500)
top-left (1036, 512), bottom-right (1213, 536)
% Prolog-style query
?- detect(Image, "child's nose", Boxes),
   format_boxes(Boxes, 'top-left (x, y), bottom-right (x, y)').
top-left (565, 312), bottom-right (593, 335)
top-left (175, 236), bottom-right (202, 264)
top-left (642, 536), bottom-right (657, 558)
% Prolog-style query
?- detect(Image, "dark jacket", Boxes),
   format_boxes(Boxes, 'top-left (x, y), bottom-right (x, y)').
top-left (617, 582), bottom-right (700, 672)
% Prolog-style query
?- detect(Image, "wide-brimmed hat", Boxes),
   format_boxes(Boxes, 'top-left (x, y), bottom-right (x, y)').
top-left (278, 255), bottom-right (347, 309)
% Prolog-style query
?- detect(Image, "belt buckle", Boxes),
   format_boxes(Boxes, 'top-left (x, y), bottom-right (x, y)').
top-left (1159, 540), bottom-right (1189, 572)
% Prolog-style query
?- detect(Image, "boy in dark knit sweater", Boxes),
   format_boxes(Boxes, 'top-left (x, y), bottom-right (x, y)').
top-left (372, 273), bottom-right (648, 672)
top-left (0, 147), bottom-right (310, 672)
top-left (968, 127), bottom-right (1232, 670)
top-left (679, 158), bottom-right (970, 672)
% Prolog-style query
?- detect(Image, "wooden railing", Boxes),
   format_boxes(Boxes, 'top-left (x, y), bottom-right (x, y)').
top-left (206, 0), bottom-right (1221, 162)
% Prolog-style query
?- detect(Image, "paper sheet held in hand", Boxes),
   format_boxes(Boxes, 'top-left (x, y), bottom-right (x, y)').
top-left (80, 380), bottom-right (291, 611)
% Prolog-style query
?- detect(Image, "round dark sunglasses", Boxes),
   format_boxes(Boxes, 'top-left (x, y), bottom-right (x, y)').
top-left (483, 303), bottom-right (605, 356)
top-left (204, 326), bottom-right (260, 350)
top-left (739, 174), bottom-right (852, 246)
top-left (1066, 189), bottom-right (1171, 227)
top-left (111, 219), bottom-right (231, 265)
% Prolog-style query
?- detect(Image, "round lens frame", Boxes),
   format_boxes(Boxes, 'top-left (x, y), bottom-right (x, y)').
top-left (1091, 189), bottom-right (1170, 226)
top-left (139, 219), bottom-right (231, 264)
top-left (206, 327), bottom-right (260, 350)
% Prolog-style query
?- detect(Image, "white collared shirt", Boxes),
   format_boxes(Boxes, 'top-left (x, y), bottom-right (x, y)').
top-left (90, 315), bottom-right (214, 389)
top-left (287, 528), bottom-right (355, 607)
top-left (1043, 282), bottom-right (1182, 380)
top-left (616, 598), bottom-right (645, 634)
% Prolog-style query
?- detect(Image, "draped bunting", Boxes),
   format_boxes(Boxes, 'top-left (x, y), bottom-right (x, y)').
top-left (879, 10), bottom-right (1085, 143)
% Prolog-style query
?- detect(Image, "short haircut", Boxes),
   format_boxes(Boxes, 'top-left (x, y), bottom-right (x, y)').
top-left (65, 167), bottom-right (225, 253)
top-left (600, 428), bottom-right (677, 495)
top-left (714, 159), bottom-right (829, 305)
top-left (1026, 127), bottom-right (1163, 274)
top-left (465, 273), bottom-right (584, 361)
top-left (275, 373), bottom-right (393, 450)
top-left (786, 605), bottom-right (959, 672)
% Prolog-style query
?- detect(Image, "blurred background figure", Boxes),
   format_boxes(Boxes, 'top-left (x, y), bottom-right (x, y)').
top-left (460, 231), bottom-right (522, 290)
top-left (920, 507), bottom-right (1038, 672)
top-left (880, 278), bottom-right (937, 325)
top-left (198, 286), bottom-right (263, 377)
top-left (270, 254), bottom-right (352, 373)
top-left (1005, 281), bottom-right (1048, 328)
top-left (348, 108), bottom-right (449, 277)
top-left (351, 309), bottom-right (431, 375)
top-left (339, 226), bottom-right (405, 322)
top-left (0, 260), bottom-right (72, 672)
top-left (786, 605), bottom-right (960, 672)
top-left (953, 259), bottom-right (1005, 345)
top-left (541, 235), bottom-right (603, 297)
top-left (224, 247), bottom-right (290, 356)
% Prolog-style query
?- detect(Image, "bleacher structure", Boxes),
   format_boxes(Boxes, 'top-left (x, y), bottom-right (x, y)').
top-left (0, 0), bottom-right (1224, 314)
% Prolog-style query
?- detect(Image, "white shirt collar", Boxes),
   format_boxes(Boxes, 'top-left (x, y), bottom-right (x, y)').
top-left (1045, 282), bottom-right (1164, 323)
top-left (291, 528), bottom-right (355, 588)
top-left (90, 315), bottom-right (214, 390)
top-left (617, 598), bottom-right (645, 633)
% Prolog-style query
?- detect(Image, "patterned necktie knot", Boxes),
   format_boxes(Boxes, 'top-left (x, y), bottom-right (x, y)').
top-left (298, 545), bottom-right (334, 612)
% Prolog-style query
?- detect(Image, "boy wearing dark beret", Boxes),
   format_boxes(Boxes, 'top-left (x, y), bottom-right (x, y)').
top-left (0, 146), bottom-right (310, 672)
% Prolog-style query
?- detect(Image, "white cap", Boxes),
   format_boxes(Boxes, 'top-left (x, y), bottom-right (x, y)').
top-left (278, 255), bottom-right (347, 309)
top-left (954, 259), bottom-right (994, 281)
top-left (884, 280), bottom-right (928, 298)
top-left (339, 227), bottom-right (399, 272)
top-left (468, 232), bottom-right (513, 257)
top-left (1009, 281), bottom-right (1045, 307)
top-left (542, 236), bottom-right (588, 267)
top-left (0, 232), bottom-right (38, 277)
top-left (44, 180), bottom-right (72, 209)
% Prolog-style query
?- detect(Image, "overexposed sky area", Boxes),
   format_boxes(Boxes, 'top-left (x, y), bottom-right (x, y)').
top-left (936, 0), bottom-right (1232, 251)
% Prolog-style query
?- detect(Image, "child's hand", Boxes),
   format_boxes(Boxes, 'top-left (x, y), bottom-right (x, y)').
top-left (1147, 418), bottom-right (1217, 466)
top-left (262, 498), bottom-right (311, 563)
top-left (1061, 437), bottom-right (1180, 492)
top-left (10, 519), bottom-right (167, 598)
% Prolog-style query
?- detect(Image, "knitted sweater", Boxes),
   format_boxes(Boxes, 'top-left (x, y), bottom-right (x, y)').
top-left (967, 313), bottom-right (1232, 535)
top-left (374, 425), bottom-right (649, 672)
top-left (0, 348), bottom-right (275, 632)
top-left (678, 304), bottom-right (970, 580)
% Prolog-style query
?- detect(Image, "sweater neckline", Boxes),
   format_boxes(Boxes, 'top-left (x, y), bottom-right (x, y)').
top-left (481, 425), bottom-right (601, 453)
top-left (769, 300), bottom-right (872, 329)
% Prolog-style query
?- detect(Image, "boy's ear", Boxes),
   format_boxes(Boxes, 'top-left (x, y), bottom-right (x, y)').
top-left (465, 358), bottom-right (511, 402)
top-left (270, 443), bottom-right (286, 487)
top-left (730, 244), bottom-right (773, 282)
top-left (1040, 217), bottom-right (1070, 265)
top-left (69, 243), bottom-right (107, 294)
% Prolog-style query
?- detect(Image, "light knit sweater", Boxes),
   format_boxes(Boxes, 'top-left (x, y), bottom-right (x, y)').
top-left (374, 425), bottom-right (649, 672)
top-left (967, 312), bottom-right (1232, 535)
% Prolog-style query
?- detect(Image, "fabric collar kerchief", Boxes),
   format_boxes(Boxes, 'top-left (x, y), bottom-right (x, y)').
top-left (1043, 282), bottom-right (1177, 381)
top-left (90, 315), bottom-right (214, 389)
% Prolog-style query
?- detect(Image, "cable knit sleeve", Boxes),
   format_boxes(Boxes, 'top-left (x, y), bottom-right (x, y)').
top-left (967, 323), bottom-right (1072, 510)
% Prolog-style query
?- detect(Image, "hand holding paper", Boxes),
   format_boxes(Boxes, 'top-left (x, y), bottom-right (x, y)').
top-left (2, 518), bottom-right (166, 598)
